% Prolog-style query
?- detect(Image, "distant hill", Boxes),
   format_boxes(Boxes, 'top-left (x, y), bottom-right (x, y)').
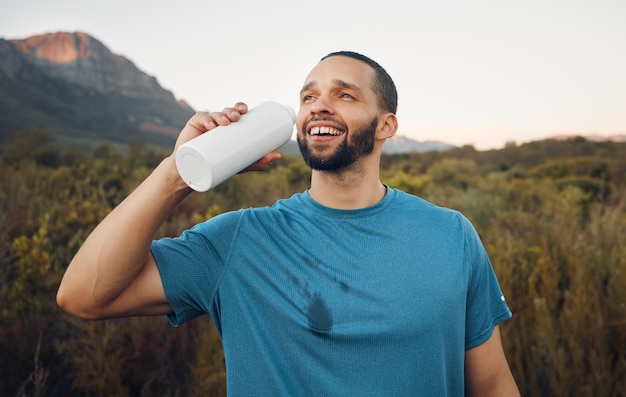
top-left (0, 31), bottom-right (457, 154)
top-left (382, 135), bottom-right (456, 153)
top-left (0, 31), bottom-right (194, 150)
top-left (277, 136), bottom-right (456, 155)
top-left (551, 134), bottom-right (626, 143)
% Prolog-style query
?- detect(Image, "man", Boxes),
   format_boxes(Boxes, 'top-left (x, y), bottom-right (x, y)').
top-left (58, 51), bottom-right (520, 396)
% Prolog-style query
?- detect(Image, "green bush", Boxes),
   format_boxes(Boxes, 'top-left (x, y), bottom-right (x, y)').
top-left (1, 133), bottom-right (625, 396)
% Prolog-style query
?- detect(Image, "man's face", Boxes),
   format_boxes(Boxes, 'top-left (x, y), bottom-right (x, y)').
top-left (297, 56), bottom-right (381, 171)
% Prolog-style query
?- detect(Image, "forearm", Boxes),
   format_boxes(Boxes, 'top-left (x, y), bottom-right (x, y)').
top-left (57, 156), bottom-right (191, 316)
top-left (465, 326), bottom-right (520, 397)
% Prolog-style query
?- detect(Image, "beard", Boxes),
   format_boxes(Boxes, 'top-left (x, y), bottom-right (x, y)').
top-left (298, 116), bottom-right (378, 171)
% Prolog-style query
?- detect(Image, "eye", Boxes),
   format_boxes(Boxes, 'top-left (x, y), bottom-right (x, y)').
top-left (302, 94), bottom-right (315, 103)
top-left (340, 92), bottom-right (355, 100)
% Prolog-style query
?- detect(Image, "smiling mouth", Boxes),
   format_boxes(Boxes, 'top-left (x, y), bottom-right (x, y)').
top-left (309, 126), bottom-right (344, 136)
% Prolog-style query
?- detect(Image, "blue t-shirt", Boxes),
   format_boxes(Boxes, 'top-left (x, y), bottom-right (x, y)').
top-left (151, 188), bottom-right (512, 396)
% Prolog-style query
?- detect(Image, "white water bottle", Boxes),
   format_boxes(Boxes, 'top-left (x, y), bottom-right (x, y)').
top-left (175, 101), bottom-right (296, 191)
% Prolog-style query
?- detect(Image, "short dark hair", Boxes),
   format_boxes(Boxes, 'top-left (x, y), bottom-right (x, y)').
top-left (321, 51), bottom-right (398, 114)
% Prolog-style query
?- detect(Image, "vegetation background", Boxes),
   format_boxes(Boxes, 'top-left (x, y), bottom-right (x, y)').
top-left (1, 130), bottom-right (625, 396)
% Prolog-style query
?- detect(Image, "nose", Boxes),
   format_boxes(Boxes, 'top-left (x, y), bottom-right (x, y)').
top-left (310, 94), bottom-right (334, 116)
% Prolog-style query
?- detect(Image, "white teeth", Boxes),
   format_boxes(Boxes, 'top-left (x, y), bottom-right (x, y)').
top-left (310, 126), bottom-right (342, 136)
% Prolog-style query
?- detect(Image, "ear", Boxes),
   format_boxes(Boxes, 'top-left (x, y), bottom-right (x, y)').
top-left (376, 112), bottom-right (398, 140)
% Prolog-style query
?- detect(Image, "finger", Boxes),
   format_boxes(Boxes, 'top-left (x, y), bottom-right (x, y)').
top-left (186, 111), bottom-right (219, 133)
top-left (234, 102), bottom-right (248, 115)
top-left (187, 102), bottom-right (248, 131)
top-left (217, 102), bottom-right (249, 124)
top-left (205, 110), bottom-right (234, 127)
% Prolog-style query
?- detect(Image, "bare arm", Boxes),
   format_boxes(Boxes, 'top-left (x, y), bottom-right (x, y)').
top-left (465, 325), bottom-right (520, 397)
top-left (57, 103), bottom-right (281, 320)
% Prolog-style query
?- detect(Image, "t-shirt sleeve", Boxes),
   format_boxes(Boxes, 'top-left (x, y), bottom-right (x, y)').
top-left (461, 215), bottom-right (512, 350)
top-left (150, 211), bottom-right (242, 327)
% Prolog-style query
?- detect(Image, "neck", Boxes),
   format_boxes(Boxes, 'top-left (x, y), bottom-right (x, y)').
top-left (308, 155), bottom-right (386, 209)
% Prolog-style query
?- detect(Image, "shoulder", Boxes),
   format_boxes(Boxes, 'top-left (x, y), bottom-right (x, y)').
top-left (388, 188), bottom-right (467, 224)
top-left (195, 192), bottom-right (306, 228)
top-left (193, 192), bottom-right (307, 233)
top-left (239, 192), bottom-right (307, 218)
top-left (387, 188), bottom-right (483, 249)
top-left (194, 209), bottom-right (245, 232)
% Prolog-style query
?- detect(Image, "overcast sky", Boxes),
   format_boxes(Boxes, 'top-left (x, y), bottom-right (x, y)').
top-left (1, 0), bottom-right (624, 149)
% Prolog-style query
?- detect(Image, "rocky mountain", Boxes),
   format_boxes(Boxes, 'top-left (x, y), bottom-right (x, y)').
top-left (0, 31), bottom-right (455, 154)
top-left (0, 31), bottom-right (194, 150)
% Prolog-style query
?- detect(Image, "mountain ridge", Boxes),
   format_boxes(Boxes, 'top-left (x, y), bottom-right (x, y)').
top-left (0, 31), bottom-right (194, 150)
top-left (9, 31), bottom-right (186, 103)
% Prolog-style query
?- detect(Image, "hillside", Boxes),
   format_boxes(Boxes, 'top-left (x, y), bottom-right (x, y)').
top-left (0, 31), bottom-right (194, 150)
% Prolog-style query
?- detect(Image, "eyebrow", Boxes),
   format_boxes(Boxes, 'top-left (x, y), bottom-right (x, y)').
top-left (300, 79), bottom-right (363, 96)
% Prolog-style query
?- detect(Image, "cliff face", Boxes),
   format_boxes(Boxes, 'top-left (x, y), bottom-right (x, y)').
top-left (0, 31), bottom-right (194, 149)
top-left (9, 32), bottom-right (176, 101)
